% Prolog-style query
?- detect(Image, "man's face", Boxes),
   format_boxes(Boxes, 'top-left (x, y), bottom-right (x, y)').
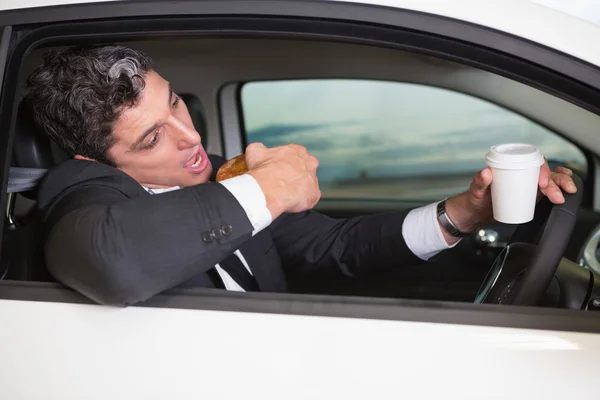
top-left (106, 70), bottom-right (212, 189)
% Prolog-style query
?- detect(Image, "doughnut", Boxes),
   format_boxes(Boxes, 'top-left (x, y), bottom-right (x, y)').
top-left (215, 154), bottom-right (248, 181)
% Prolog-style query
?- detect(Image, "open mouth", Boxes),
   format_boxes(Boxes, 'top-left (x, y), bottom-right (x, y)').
top-left (183, 147), bottom-right (208, 173)
top-left (188, 152), bottom-right (202, 168)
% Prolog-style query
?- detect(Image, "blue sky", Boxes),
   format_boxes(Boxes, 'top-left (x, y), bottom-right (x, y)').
top-left (242, 80), bottom-right (586, 183)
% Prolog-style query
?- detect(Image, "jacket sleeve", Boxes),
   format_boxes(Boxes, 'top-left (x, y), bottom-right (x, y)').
top-left (43, 183), bottom-right (254, 306)
top-left (268, 209), bottom-right (427, 279)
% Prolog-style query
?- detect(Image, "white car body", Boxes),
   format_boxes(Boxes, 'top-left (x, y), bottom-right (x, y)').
top-left (1, 1), bottom-right (600, 399)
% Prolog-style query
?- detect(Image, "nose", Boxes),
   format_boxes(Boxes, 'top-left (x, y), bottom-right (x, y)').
top-left (174, 118), bottom-right (201, 149)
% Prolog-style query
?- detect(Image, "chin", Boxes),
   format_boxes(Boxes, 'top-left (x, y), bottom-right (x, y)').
top-left (184, 167), bottom-right (212, 186)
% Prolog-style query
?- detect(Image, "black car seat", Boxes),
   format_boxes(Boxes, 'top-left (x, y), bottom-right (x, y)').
top-left (1, 92), bottom-right (207, 281)
top-left (179, 93), bottom-right (208, 147)
top-left (2, 98), bottom-right (60, 281)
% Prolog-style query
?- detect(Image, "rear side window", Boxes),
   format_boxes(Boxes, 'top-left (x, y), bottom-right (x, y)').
top-left (240, 79), bottom-right (587, 202)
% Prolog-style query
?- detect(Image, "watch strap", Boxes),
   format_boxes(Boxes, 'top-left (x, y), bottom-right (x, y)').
top-left (436, 199), bottom-right (473, 238)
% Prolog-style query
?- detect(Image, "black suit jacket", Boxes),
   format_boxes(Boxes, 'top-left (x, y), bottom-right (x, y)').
top-left (36, 156), bottom-right (426, 306)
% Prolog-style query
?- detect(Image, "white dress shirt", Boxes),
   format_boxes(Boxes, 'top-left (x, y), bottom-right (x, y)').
top-left (145, 174), bottom-right (458, 291)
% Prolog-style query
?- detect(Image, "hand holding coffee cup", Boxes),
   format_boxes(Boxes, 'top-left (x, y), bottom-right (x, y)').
top-left (439, 144), bottom-right (577, 244)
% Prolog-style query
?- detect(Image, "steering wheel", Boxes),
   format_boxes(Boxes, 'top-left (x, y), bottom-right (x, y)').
top-left (474, 174), bottom-right (584, 306)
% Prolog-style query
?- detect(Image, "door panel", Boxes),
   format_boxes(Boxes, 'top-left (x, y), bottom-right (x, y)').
top-left (2, 297), bottom-right (600, 400)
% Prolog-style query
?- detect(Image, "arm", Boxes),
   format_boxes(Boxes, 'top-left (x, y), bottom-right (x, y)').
top-left (44, 182), bottom-right (255, 306)
top-left (44, 143), bottom-right (319, 305)
top-left (271, 161), bottom-right (582, 279)
top-left (402, 201), bottom-right (461, 261)
top-left (268, 209), bottom-right (427, 279)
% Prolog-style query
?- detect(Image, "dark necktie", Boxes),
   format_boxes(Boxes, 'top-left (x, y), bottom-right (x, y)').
top-left (207, 157), bottom-right (259, 291)
top-left (206, 267), bottom-right (225, 289)
top-left (217, 253), bottom-right (260, 291)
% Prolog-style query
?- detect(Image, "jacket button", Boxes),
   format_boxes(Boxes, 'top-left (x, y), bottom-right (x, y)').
top-left (221, 224), bottom-right (233, 236)
top-left (211, 228), bottom-right (222, 239)
top-left (201, 232), bottom-right (214, 243)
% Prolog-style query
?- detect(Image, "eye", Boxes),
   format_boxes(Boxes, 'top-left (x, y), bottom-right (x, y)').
top-left (171, 94), bottom-right (180, 108)
top-left (144, 131), bottom-right (161, 150)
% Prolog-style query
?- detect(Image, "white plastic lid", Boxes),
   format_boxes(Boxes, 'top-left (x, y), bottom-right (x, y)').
top-left (485, 143), bottom-right (544, 170)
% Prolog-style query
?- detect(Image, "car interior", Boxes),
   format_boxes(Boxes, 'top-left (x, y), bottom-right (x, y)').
top-left (4, 34), bottom-right (600, 307)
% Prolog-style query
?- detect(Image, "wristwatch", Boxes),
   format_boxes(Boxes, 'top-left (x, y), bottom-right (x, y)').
top-left (436, 199), bottom-right (473, 238)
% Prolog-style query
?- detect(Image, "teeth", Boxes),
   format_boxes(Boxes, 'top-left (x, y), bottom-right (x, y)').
top-left (191, 153), bottom-right (202, 168)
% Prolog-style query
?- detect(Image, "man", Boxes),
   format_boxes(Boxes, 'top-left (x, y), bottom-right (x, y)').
top-left (27, 45), bottom-right (576, 306)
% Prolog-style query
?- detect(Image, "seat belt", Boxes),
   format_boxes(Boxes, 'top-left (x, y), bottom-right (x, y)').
top-left (7, 167), bottom-right (48, 193)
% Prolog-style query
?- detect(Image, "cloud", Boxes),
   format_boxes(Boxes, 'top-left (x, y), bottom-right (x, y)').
top-left (247, 119), bottom-right (586, 183)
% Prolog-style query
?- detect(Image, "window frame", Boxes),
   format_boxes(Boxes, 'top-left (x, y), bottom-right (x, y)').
top-left (1, 3), bottom-right (600, 332)
top-left (3, 279), bottom-right (600, 334)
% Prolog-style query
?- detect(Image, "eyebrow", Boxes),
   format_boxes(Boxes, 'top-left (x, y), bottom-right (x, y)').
top-left (129, 82), bottom-right (174, 151)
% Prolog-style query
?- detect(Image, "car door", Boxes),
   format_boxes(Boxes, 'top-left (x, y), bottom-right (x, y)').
top-left (2, 1), bottom-right (600, 399)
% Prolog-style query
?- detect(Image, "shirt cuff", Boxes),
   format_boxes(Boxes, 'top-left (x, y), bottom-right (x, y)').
top-left (219, 174), bottom-right (272, 236)
top-left (402, 201), bottom-right (461, 261)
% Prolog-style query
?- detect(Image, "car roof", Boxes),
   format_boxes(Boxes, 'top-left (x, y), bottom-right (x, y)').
top-left (2, 0), bottom-right (600, 69)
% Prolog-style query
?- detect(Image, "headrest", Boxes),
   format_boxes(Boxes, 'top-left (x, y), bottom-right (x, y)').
top-left (13, 98), bottom-right (65, 170)
top-left (10, 99), bottom-right (68, 198)
top-left (179, 93), bottom-right (208, 146)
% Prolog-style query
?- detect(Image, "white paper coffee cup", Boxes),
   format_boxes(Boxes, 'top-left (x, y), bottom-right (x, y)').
top-left (485, 143), bottom-right (545, 224)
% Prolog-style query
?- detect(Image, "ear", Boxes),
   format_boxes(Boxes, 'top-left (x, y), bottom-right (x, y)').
top-left (74, 154), bottom-right (97, 162)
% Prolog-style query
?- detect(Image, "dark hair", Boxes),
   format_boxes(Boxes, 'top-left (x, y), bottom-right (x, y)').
top-left (26, 45), bottom-right (155, 165)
